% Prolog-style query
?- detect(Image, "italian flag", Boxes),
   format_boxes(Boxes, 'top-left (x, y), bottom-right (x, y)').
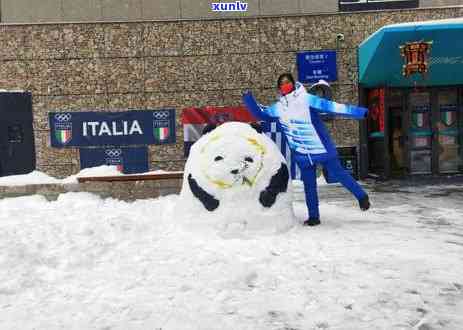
top-left (55, 129), bottom-right (71, 144)
top-left (154, 127), bottom-right (170, 141)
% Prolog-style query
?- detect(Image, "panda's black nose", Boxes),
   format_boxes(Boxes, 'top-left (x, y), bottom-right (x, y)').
top-left (230, 169), bottom-right (239, 175)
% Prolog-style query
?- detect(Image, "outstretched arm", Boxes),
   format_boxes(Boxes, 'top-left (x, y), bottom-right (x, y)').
top-left (307, 94), bottom-right (368, 120)
top-left (242, 91), bottom-right (278, 122)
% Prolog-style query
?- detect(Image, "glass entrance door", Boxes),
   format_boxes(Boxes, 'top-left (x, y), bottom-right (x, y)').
top-left (408, 91), bottom-right (432, 174)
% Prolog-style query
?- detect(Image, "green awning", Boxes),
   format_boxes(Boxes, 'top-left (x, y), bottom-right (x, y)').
top-left (359, 18), bottom-right (463, 87)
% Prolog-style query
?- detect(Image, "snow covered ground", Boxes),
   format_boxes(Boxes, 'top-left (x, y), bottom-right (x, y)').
top-left (1, 183), bottom-right (463, 330)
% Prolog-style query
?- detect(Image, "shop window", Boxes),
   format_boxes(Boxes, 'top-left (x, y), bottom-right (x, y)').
top-left (367, 88), bottom-right (385, 174)
top-left (339, 0), bottom-right (418, 12)
top-left (409, 92), bottom-right (432, 174)
top-left (437, 90), bottom-right (459, 173)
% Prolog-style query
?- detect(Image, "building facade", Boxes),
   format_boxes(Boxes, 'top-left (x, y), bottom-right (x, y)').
top-left (1, 2), bottom-right (462, 178)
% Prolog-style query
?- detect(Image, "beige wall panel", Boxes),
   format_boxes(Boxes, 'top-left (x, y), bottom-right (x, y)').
top-left (180, 0), bottom-right (218, 19)
top-left (420, 0), bottom-right (463, 7)
top-left (100, 0), bottom-right (142, 21)
top-left (62, 0), bottom-right (102, 22)
top-left (213, 0), bottom-right (260, 18)
top-left (260, 0), bottom-right (300, 15)
top-left (300, 0), bottom-right (338, 13)
top-left (141, 0), bottom-right (181, 20)
top-left (2, 0), bottom-right (62, 23)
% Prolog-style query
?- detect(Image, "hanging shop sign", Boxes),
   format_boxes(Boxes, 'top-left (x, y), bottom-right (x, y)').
top-left (400, 41), bottom-right (433, 78)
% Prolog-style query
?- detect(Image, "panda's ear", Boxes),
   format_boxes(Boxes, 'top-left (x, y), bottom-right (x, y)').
top-left (202, 124), bottom-right (217, 135)
top-left (188, 174), bottom-right (220, 211)
top-left (249, 122), bottom-right (263, 134)
top-left (258, 163), bottom-right (289, 208)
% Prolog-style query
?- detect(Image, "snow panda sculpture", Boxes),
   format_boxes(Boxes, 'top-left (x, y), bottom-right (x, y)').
top-left (176, 121), bottom-right (295, 234)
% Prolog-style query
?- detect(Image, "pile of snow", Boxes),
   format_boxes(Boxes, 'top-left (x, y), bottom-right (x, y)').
top-left (176, 122), bottom-right (295, 236)
top-left (61, 165), bottom-right (124, 184)
top-left (0, 170), bottom-right (62, 186)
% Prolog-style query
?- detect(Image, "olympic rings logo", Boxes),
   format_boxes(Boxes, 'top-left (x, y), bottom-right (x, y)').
top-left (105, 149), bottom-right (122, 157)
top-left (153, 111), bottom-right (170, 120)
top-left (54, 113), bottom-right (72, 122)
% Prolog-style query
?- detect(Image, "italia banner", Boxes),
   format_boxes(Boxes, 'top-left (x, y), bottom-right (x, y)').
top-left (49, 110), bottom-right (176, 147)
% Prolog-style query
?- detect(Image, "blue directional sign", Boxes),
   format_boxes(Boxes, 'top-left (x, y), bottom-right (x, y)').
top-left (297, 50), bottom-right (337, 83)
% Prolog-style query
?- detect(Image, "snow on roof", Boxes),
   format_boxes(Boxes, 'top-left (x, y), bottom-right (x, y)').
top-left (0, 89), bottom-right (26, 93)
top-left (360, 17), bottom-right (463, 47)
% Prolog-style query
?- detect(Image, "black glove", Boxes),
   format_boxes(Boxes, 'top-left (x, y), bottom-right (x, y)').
top-left (259, 190), bottom-right (276, 208)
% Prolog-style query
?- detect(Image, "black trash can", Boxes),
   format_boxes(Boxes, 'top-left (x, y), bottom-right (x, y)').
top-left (337, 146), bottom-right (359, 180)
top-left (0, 92), bottom-right (36, 177)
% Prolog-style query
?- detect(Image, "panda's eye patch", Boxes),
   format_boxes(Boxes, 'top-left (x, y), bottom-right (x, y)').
top-left (244, 157), bottom-right (254, 163)
top-left (214, 156), bottom-right (224, 161)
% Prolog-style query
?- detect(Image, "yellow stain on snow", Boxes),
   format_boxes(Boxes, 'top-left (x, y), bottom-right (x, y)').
top-left (246, 137), bottom-right (266, 155)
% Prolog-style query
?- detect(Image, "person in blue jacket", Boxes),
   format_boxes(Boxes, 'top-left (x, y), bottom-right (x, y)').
top-left (243, 73), bottom-right (370, 226)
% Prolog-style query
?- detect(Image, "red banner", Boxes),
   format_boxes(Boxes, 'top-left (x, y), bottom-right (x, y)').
top-left (181, 106), bottom-right (256, 125)
top-left (368, 88), bottom-right (385, 132)
top-left (182, 106), bottom-right (257, 157)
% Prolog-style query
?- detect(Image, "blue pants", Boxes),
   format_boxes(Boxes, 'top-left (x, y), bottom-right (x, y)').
top-left (294, 154), bottom-right (367, 219)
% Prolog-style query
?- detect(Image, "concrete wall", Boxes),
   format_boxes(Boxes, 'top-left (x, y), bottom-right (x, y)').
top-left (1, 6), bottom-right (463, 177)
top-left (0, 0), bottom-right (339, 23)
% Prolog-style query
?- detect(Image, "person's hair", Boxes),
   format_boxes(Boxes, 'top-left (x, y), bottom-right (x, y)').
top-left (277, 73), bottom-right (295, 88)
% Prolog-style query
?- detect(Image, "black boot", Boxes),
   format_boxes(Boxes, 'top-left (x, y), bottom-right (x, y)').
top-left (359, 195), bottom-right (370, 211)
top-left (303, 217), bottom-right (321, 226)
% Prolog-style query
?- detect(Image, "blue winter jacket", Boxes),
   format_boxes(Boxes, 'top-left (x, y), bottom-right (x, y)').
top-left (243, 82), bottom-right (368, 164)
